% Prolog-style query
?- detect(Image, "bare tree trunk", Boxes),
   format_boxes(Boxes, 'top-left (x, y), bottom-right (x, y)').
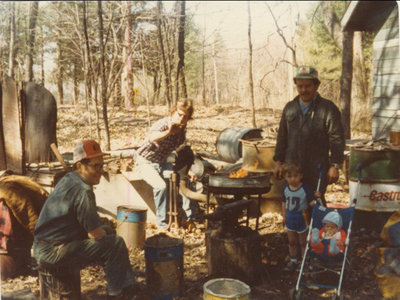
top-left (339, 30), bottom-right (354, 140)
top-left (152, 73), bottom-right (161, 105)
top-left (140, 37), bottom-right (151, 127)
top-left (113, 76), bottom-right (122, 108)
top-left (40, 25), bottom-right (45, 86)
top-left (287, 6), bottom-right (297, 100)
top-left (163, 12), bottom-right (175, 106)
top-left (201, 35), bottom-right (206, 105)
top-left (82, 1), bottom-right (93, 135)
top-left (24, 1), bottom-right (38, 82)
top-left (353, 32), bottom-right (369, 105)
top-left (319, 1), bottom-right (352, 138)
top-left (266, 3), bottom-right (298, 67)
top-left (157, 1), bottom-right (171, 108)
top-left (321, 1), bottom-right (343, 50)
top-left (73, 61), bottom-right (79, 105)
top-left (56, 32), bottom-right (64, 104)
top-left (97, 1), bottom-right (110, 150)
top-left (8, 2), bottom-right (16, 78)
top-left (0, 43), bottom-right (3, 79)
top-left (94, 80), bottom-right (101, 143)
top-left (201, 47), bottom-right (206, 105)
top-left (175, 0), bottom-right (187, 100)
top-left (56, 2), bottom-right (64, 105)
top-left (201, 4), bottom-right (207, 106)
top-left (247, 2), bottom-right (256, 128)
top-left (121, 1), bottom-right (134, 110)
top-left (212, 43), bottom-right (219, 105)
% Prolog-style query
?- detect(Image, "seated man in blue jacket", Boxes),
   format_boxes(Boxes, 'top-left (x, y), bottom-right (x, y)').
top-left (33, 140), bottom-right (136, 299)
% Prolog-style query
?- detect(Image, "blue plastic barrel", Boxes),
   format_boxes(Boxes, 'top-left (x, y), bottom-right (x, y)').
top-left (145, 235), bottom-right (184, 300)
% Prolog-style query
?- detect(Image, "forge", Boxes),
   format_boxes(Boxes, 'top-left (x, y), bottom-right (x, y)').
top-left (203, 167), bottom-right (271, 284)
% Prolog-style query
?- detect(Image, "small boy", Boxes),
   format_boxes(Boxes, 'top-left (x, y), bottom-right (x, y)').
top-left (281, 162), bottom-right (315, 271)
top-left (310, 210), bottom-right (347, 256)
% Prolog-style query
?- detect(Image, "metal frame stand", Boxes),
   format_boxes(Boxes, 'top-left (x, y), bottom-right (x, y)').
top-left (167, 171), bottom-right (180, 230)
top-left (205, 189), bottom-right (262, 231)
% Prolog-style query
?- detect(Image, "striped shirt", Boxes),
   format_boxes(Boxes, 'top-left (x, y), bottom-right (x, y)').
top-left (136, 116), bottom-right (186, 163)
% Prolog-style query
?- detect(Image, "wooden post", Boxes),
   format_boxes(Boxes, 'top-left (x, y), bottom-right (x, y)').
top-left (206, 227), bottom-right (261, 284)
top-left (38, 266), bottom-right (81, 300)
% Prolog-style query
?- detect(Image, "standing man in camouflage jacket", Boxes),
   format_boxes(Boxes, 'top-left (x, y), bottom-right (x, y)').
top-left (274, 66), bottom-right (345, 205)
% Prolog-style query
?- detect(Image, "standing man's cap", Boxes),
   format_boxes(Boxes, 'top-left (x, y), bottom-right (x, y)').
top-left (294, 65), bottom-right (319, 80)
top-left (73, 140), bottom-right (106, 163)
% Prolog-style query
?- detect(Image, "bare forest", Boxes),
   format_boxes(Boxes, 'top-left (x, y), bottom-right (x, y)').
top-left (0, 1), bottom-right (373, 152)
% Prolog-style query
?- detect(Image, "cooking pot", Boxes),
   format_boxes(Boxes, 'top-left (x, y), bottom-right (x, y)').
top-left (241, 139), bottom-right (276, 172)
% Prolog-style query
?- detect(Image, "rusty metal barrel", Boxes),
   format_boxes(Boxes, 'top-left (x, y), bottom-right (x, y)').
top-left (349, 146), bottom-right (400, 231)
top-left (116, 205), bottom-right (147, 249)
top-left (349, 147), bottom-right (400, 212)
top-left (216, 127), bottom-right (262, 163)
top-left (145, 235), bottom-right (184, 300)
top-left (349, 147), bottom-right (400, 183)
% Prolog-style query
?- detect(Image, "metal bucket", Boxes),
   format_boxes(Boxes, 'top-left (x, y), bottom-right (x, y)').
top-left (116, 205), bottom-right (147, 249)
top-left (216, 127), bottom-right (262, 163)
top-left (241, 138), bottom-right (275, 172)
top-left (190, 157), bottom-right (216, 180)
top-left (203, 278), bottom-right (251, 300)
top-left (145, 235), bottom-right (184, 300)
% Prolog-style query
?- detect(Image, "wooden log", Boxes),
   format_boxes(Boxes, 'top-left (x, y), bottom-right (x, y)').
top-left (50, 143), bottom-right (70, 172)
top-left (205, 227), bottom-right (261, 284)
top-left (38, 265), bottom-right (81, 300)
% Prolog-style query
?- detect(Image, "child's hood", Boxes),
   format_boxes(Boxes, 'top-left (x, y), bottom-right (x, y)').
top-left (322, 211), bottom-right (343, 229)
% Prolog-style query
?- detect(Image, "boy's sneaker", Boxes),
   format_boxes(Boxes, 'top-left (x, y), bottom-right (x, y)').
top-left (284, 260), bottom-right (298, 271)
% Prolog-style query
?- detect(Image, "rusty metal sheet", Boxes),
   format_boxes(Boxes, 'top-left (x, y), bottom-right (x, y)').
top-left (2, 77), bottom-right (24, 174)
top-left (0, 82), bottom-right (6, 170)
top-left (23, 82), bottom-right (57, 163)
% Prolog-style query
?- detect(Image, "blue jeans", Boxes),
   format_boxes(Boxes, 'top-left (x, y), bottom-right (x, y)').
top-left (180, 182), bottom-right (199, 220)
top-left (135, 156), bottom-right (170, 227)
top-left (33, 226), bottom-right (135, 296)
top-left (135, 155), bottom-right (199, 225)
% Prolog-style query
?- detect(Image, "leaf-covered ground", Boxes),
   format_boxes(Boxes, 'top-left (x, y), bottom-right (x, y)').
top-left (2, 105), bottom-right (386, 299)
